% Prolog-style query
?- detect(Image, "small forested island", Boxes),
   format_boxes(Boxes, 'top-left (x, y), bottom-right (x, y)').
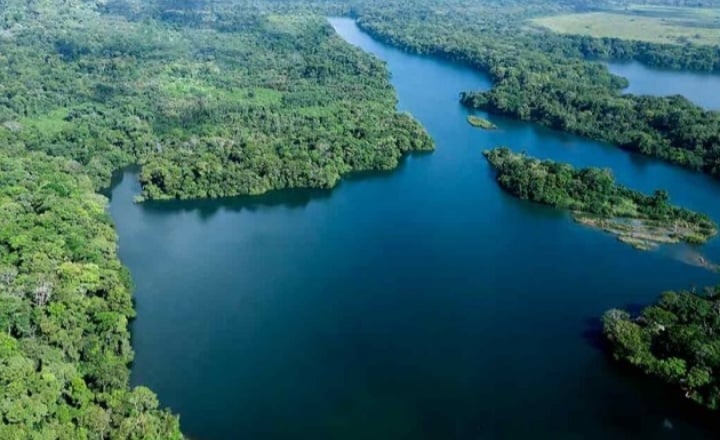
top-left (484, 148), bottom-right (718, 251)
top-left (467, 115), bottom-right (497, 130)
top-left (603, 286), bottom-right (720, 409)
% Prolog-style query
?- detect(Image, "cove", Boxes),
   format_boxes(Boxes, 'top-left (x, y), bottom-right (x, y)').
top-left (109, 17), bottom-right (720, 439)
top-left (607, 61), bottom-right (720, 110)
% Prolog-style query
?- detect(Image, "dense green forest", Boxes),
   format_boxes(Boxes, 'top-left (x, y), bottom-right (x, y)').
top-left (604, 287), bottom-right (720, 410)
top-left (486, 146), bottom-right (720, 407)
top-left (484, 147), bottom-right (717, 248)
top-left (353, 0), bottom-right (720, 71)
top-left (0, 148), bottom-right (182, 438)
top-left (0, 0), bottom-right (431, 200)
top-left (349, 0), bottom-right (720, 414)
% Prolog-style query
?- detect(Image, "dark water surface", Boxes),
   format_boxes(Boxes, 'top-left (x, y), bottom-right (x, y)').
top-left (607, 61), bottom-right (720, 110)
top-left (110, 18), bottom-right (720, 439)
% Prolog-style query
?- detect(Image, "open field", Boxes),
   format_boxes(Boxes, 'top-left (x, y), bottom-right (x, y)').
top-left (530, 5), bottom-right (720, 46)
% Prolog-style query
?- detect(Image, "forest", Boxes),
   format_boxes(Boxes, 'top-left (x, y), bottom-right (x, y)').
top-left (352, 0), bottom-right (720, 409)
top-left (346, 0), bottom-right (720, 414)
top-left (462, 85), bottom-right (720, 178)
top-left (0, 0), bottom-right (432, 200)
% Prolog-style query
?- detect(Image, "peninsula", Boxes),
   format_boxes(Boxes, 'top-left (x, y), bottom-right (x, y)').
top-left (484, 147), bottom-right (717, 251)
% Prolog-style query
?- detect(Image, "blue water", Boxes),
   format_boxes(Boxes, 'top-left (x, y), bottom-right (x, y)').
top-left (608, 61), bottom-right (720, 110)
top-left (110, 18), bottom-right (720, 439)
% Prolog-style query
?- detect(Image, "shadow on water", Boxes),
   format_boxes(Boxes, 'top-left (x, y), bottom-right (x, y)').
top-left (101, 165), bottom-right (139, 199)
top-left (581, 316), bottom-right (606, 351)
top-left (602, 357), bottom-right (720, 435)
top-left (107, 149), bottom-right (427, 221)
top-left (140, 186), bottom-right (335, 220)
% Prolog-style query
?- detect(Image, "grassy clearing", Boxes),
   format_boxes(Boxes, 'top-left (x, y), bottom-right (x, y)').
top-left (21, 107), bottom-right (71, 135)
top-left (574, 215), bottom-right (712, 252)
top-left (530, 6), bottom-right (720, 46)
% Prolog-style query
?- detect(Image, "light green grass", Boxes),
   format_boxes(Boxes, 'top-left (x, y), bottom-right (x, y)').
top-left (158, 76), bottom-right (283, 106)
top-left (466, 115), bottom-right (497, 129)
top-left (530, 6), bottom-right (720, 46)
top-left (21, 108), bottom-right (71, 135)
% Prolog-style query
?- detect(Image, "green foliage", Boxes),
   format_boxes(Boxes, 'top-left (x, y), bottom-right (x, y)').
top-left (0, 149), bottom-right (182, 438)
top-left (0, 0), bottom-right (432, 200)
top-left (603, 287), bottom-right (720, 409)
top-left (1, 0), bottom-right (718, 434)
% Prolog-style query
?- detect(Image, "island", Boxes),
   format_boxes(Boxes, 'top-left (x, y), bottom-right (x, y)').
top-left (467, 115), bottom-right (497, 130)
top-left (604, 286), bottom-right (720, 410)
top-left (483, 147), bottom-right (718, 251)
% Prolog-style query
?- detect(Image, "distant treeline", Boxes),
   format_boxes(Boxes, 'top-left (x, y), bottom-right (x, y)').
top-left (348, 1), bottom-right (720, 179)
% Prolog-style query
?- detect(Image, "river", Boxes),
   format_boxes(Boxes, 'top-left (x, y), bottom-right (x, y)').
top-left (108, 17), bottom-right (720, 439)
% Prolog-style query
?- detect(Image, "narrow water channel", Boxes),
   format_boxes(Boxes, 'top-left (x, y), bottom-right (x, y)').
top-left (109, 17), bottom-right (720, 439)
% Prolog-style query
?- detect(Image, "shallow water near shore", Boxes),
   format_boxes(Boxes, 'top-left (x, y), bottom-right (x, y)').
top-left (109, 17), bottom-right (720, 439)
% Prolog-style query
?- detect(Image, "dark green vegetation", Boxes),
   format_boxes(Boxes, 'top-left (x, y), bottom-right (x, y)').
top-left (349, 0), bottom-right (720, 178)
top-left (484, 148), bottom-right (717, 249)
top-left (0, 0), bottom-right (433, 437)
top-left (0, 0), bottom-right (431, 201)
top-left (120, 18), bottom-right (720, 437)
top-left (0, 149), bottom-right (182, 438)
top-left (604, 287), bottom-right (720, 409)
top-left (466, 115), bottom-right (497, 130)
top-left (354, 0), bottom-right (720, 72)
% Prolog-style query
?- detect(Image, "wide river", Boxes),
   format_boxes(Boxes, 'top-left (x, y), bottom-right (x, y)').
top-left (109, 18), bottom-right (720, 439)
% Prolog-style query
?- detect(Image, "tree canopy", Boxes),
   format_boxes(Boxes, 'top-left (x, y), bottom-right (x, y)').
top-left (604, 287), bottom-right (720, 410)
top-left (0, 148), bottom-right (182, 438)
